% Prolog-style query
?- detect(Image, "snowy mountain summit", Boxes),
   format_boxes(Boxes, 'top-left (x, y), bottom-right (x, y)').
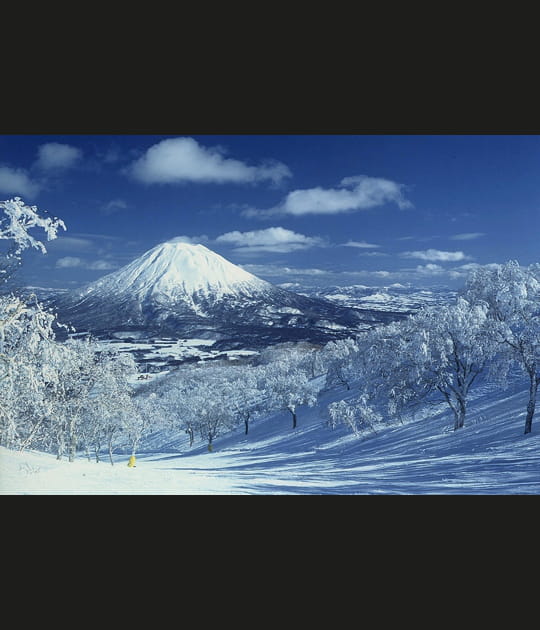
top-left (93, 240), bottom-right (272, 303)
top-left (49, 240), bottom-right (403, 347)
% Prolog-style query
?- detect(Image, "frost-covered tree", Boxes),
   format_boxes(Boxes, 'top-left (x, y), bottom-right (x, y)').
top-left (223, 365), bottom-right (265, 435)
top-left (0, 297), bottom-right (60, 450)
top-left (320, 338), bottom-right (359, 390)
top-left (125, 393), bottom-right (156, 459)
top-left (353, 298), bottom-right (495, 431)
top-left (327, 396), bottom-right (381, 435)
top-left (84, 350), bottom-right (138, 464)
top-left (0, 197), bottom-right (66, 255)
top-left (0, 197), bottom-right (66, 286)
top-left (0, 197), bottom-right (67, 450)
top-left (465, 261), bottom-right (540, 434)
top-left (189, 367), bottom-right (237, 450)
top-left (357, 321), bottom-right (432, 423)
top-left (141, 365), bottom-right (236, 452)
top-left (404, 298), bottom-right (494, 430)
top-left (262, 362), bottom-right (321, 429)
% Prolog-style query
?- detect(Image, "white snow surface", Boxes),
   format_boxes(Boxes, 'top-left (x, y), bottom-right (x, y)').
top-left (81, 241), bottom-right (271, 300)
top-left (2, 381), bottom-right (540, 494)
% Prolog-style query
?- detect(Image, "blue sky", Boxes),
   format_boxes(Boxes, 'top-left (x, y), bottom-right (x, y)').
top-left (1, 134), bottom-right (540, 289)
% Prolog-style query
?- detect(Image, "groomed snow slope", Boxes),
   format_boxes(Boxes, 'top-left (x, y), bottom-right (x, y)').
top-left (1, 382), bottom-right (539, 494)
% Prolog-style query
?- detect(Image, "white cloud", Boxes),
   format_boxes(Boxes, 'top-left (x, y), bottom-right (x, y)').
top-left (36, 143), bottom-right (82, 171)
top-left (101, 199), bottom-right (128, 215)
top-left (168, 235), bottom-right (209, 245)
top-left (447, 262), bottom-right (501, 279)
top-left (0, 166), bottom-right (40, 198)
top-left (401, 249), bottom-right (470, 262)
top-left (71, 232), bottom-right (123, 242)
top-left (216, 227), bottom-right (324, 254)
top-left (55, 256), bottom-right (117, 271)
top-left (243, 175), bottom-right (412, 218)
top-left (240, 263), bottom-right (330, 278)
top-left (342, 240), bottom-right (381, 249)
top-left (88, 260), bottom-right (117, 271)
top-left (47, 236), bottom-right (94, 252)
top-left (415, 263), bottom-right (444, 274)
top-left (357, 251), bottom-right (389, 257)
top-left (455, 263), bottom-right (482, 271)
top-left (56, 256), bottom-right (83, 268)
top-left (128, 137), bottom-right (291, 185)
top-left (449, 232), bottom-right (486, 241)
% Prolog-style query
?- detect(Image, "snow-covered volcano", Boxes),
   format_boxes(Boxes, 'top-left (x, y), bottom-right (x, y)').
top-left (93, 240), bottom-right (272, 303)
top-left (49, 240), bottom-right (404, 346)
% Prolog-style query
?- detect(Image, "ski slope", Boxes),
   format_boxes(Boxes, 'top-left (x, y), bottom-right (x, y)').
top-left (1, 382), bottom-right (539, 494)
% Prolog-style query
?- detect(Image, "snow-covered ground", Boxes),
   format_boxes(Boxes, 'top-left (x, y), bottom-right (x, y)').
top-left (2, 381), bottom-right (539, 494)
top-left (96, 337), bottom-right (259, 372)
top-left (300, 284), bottom-right (456, 313)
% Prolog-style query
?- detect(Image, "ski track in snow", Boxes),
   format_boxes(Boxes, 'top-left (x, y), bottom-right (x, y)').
top-left (1, 382), bottom-right (540, 494)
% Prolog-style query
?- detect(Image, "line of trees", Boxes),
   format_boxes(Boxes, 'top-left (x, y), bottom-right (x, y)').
top-left (0, 198), bottom-right (149, 463)
top-left (322, 261), bottom-right (540, 436)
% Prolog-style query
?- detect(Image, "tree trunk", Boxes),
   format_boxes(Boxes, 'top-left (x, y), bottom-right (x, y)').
top-left (244, 418), bottom-right (249, 435)
top-left (524, 375), bottom-right (538, 435)
top-left (453, 396), bottom-right (466, 431)
top-left (108, 437), bottom-right (114, 466)
top-left (94, 446), bottom-right (100, 463)
top-left (187, 426), bottom-right (194, 447)
top-left (56, 434), bottom-right (64, 460)
top-left (290, 409), bottom-right (297, 429)
top-left (68, 419), bottom-right (77, 463)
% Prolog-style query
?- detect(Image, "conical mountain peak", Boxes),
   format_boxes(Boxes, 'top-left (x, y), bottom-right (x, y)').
top-left (85, 239), bottom-right (271, 300)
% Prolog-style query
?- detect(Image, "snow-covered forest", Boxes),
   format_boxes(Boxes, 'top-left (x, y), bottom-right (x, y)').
top-left (2, 198), bottom-right (540, 492)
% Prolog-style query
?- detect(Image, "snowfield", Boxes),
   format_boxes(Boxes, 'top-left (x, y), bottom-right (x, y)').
top-left (2, 381), bottom-right (539, 494)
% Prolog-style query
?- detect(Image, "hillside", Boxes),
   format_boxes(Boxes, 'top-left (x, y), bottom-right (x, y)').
top-left (2, 379), bottom-right (539, 494)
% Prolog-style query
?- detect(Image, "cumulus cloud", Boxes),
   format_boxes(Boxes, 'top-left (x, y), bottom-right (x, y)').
top-left (243, 265), bottom-right (328, 276)
top-left (342, 240), bottom-right (381, 249)
top-left (243, 175), bottom-right (412, 218)
top-left (128, 137), bottom-right (291, 186)
top-left (55, 257), bottom-right (117, 271)
top-left (449, 232), bottom-right (486, 241)
top-left (56, 256), bottom-right (83, 268)
top-left (447, 262), bottom-right (501, 279)
top-left (0, 166), bottom-right (40, 198)
top-left (415, 263), bottom-right (444, 274)
top-left (216, 227), bottom-right (324, 254)
top-left (401, 249), bottom-right (470, 262)
top-left (36, 143), bottom-right (82, 171)
top-left (168, 235), bottom-right (209, 245)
